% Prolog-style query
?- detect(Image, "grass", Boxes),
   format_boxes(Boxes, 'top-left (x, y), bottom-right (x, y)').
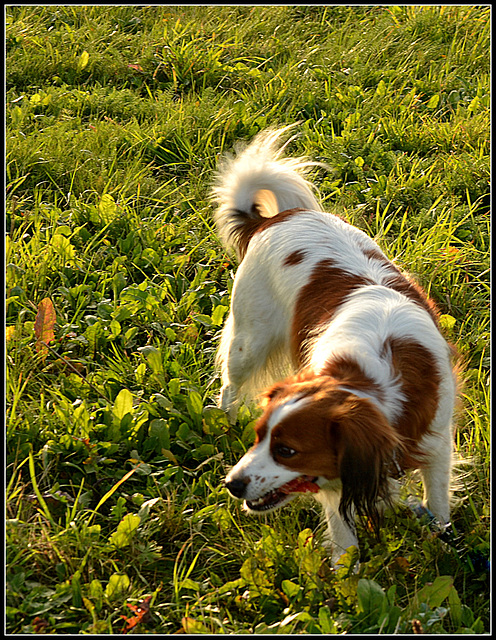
top-left (5, 5), bottom-right (490, 634)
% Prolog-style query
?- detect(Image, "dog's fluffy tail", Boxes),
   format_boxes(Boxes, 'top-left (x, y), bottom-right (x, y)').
top-left (211, 125), bottom-right (323, 259)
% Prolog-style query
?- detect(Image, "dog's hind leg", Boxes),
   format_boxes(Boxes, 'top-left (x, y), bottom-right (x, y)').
top-left (419, 431), bottom-right (453, 525)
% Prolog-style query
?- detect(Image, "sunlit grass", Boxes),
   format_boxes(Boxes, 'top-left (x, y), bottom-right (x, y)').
top-left (6, 4), bottom-right (489, 634)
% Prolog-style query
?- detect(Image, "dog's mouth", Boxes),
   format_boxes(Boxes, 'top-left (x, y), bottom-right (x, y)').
top-left (245, 475), bottom-right (319, 513)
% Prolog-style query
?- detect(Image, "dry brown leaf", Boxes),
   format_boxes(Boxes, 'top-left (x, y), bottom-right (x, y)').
top-left (34, 297), bottom-right (56, 356)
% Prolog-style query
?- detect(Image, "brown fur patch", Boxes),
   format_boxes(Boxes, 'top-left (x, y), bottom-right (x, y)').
top-left (363, 248), bottom-right (440, 325)
top-left (291, 259), bottom-right (373, 364)
top-left (234, 207), bottom-right (307, 260)
top-left (385, 337), bottom-right (441, 468)
top-left (266, 382), bottom-right (345, 477)
top-left (261, 337), bottom-right (441, 474)
top-left (320, 356), bottom-right (385, 402)
top-left (283, 249), bottom-right (307, 266)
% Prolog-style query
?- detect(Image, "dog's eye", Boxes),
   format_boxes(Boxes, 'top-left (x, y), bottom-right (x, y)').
top-left (275, 444), bottom-right (297, 458)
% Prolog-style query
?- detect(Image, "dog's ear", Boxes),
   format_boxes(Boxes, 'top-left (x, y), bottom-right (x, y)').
top-left (333, 397), bottom-right (401, 529)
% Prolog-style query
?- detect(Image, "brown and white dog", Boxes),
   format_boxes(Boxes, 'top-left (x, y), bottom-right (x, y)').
top-left (212, 127), bottom-right (457, 565)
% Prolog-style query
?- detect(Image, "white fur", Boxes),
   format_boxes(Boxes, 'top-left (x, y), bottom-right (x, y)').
top-left (212, 125), bottom-right (322, 251)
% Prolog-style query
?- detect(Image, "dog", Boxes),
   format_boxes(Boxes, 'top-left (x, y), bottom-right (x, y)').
top-left (212, 126), bottom-right (457, 566)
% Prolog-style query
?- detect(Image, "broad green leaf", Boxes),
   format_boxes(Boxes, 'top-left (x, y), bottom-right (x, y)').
top-left (182, 617), bottom-right (209, 634)
top-left (109, 513), bottom-right (141, 548)
top-left (217, 578), bottom-right (244, 595)
top-left (83, 596), bottom-right (95, 616)
top-left (281, 579), bottom-right (301, 599)
top-left (211, 304), bottom-right (228, 326)
top-left (168, 378), bottom-right (181, 397)
top-left (467, 96), bottom-right (480, 113)
top-left (357, 578), bottom-right (386, 621)
top-left (214, 506), bottom-right (231, 531)
top-left (51, 234), bottom-right (75, 260)
top-left (138, 247), bottom-right (160, 267)
top-left (195, 443), bottom-right (215, 458)
top-left (194, 313), bottom-right (212, 326)
top-left (318, 605), bottom-right (336, 633)
top-left (149, 419), bottom-right (170, 449)
top-left (89, 579), bottom-right (103, 611)
top-left (297, 528), bottom-right (314, 550)
top-left (416, 575), bottom-right (453, 608)
top-left (178, 578), bottom-right (201, 591)
top-left (112, 271), bottom-right (127, 297)
top-left (161, 449), bottom-right (179, 464)
top-left (71, 571), bottom-right (82, 607)
top-left (77, 50), bottom-right (89, 71)
top-left (85, 321), bottom-right (105, 352)
top-left (448, 584), bottom-right (463, 629)
top-left (123, 327), bottom-right (139, 348)
top-left (152, 393), bottom-right (173, 410)
top-left (177, 423), bottom-right (190, 441)
top-left (427, 93), bottom-right (440, 109)
top-left (113, 306), bottom-right (132, 323)
top-left (240, 558), bottom-right (272, 594)
top-left (202, 406), bottom-right (230, 435)
top-left (113, 388), bottom-right (134, 422)
top-left (96, 301), bottom-right (113, 320)
top-left (74, 402), bottom-right (90, 435)
top-left (376, 79), bottom-right (387, 96)
top-left (109, 319), bottom-right (121, 337)
top-left (104, 572), bottom-right (130, 600)
top-left (439, 314), bottom-right (456, 330)
top-left (138, 345), bottom-right (163, 374)
top-left (97, 194), bottom-right (117, 223)
top-left (186, 390), bottom-right (203, 419)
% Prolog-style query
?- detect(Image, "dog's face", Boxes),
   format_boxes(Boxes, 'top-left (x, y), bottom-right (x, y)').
top-left (225, 392), bottom-right (331, 513)
top-left (224, 375), bottom-right (400, 523)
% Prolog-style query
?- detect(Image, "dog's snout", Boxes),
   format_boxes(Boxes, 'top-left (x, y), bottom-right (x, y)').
top-left (225, 476), bottom-right (250, 499)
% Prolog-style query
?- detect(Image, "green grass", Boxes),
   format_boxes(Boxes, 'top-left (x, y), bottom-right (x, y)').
top-left (6, 5), bottom-right (490, 634)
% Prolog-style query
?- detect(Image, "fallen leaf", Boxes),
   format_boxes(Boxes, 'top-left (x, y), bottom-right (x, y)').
top-left (120, 596), bottom-right (152, 633)
top-left (34, 298), bottom-right (56, 357)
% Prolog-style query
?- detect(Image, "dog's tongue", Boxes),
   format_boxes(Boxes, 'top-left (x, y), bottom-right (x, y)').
top-left (280, 476), bottom-right (319, 494)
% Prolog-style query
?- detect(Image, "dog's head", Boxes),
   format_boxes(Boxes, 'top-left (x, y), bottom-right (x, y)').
top-left (224, 375), bottom-right (401, 526)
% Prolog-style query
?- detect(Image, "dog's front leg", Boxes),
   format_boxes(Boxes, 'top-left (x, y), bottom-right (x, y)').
top-left (316, 487), bottom-right (359, 567)
top-left (218, 383), bottom-right (240, 422)
top-left (216, 305), bottom-right (285, 421)
top-left (216, 312), bottom-right (257, 421)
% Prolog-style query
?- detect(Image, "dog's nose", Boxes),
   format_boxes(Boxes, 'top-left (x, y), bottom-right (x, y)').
top-left (225, 476), bottom-right (250, 499)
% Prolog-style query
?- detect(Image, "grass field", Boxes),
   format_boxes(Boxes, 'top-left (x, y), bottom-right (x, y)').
top-left (5, 5), bottom-right (490, 634)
